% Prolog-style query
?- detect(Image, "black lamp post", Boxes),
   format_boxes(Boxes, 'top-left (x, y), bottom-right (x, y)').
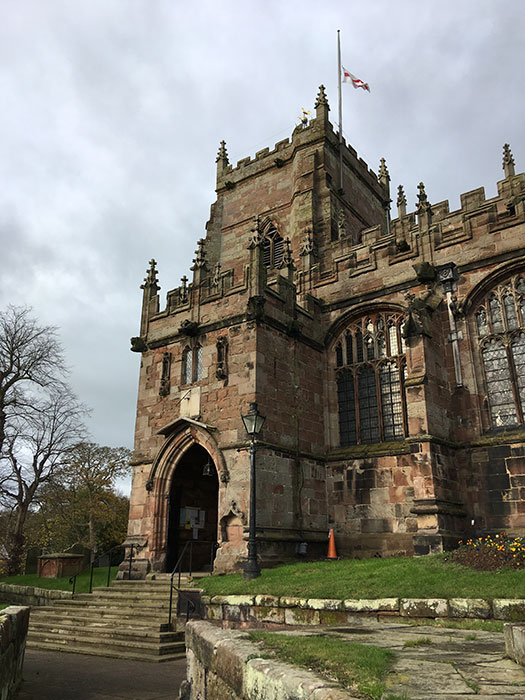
top-left (241, 402), bottom-right (265, 580)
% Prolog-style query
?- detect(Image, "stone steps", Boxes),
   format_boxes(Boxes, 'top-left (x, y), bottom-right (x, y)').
top-left (26, 639), bottom-right (185, 663)
top-left (30, 608), bottom-right (171, 629)
top-left (27, 577), bottom-right (191, 661)
top-left (29, 621), bottom-right (182, 645)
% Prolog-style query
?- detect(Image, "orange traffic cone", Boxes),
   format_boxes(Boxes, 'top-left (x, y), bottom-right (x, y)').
top-left (326, 528), bottom-right (338, 560)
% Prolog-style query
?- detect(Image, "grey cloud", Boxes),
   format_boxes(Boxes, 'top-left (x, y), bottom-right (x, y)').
top-left (1, 0), bottom-right (524, 492)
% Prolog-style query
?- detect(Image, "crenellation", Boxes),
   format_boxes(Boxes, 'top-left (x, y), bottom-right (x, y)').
top-left (460, 186), bottom-right (486, 212)
top-left (274, 137), bottom-right (290, 151)
top-left (235, 156), bottom-right (251, 168)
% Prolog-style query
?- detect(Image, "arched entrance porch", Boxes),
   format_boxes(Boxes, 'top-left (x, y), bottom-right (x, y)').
top-left (166, 444), bottom-right (219, 572)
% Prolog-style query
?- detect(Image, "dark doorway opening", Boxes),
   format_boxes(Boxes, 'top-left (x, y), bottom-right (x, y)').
top-left (166, 445), bottom-right (219, 573)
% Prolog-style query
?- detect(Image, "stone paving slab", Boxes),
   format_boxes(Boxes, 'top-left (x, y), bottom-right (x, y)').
top-left (309, 619), bottom-right (525, 698)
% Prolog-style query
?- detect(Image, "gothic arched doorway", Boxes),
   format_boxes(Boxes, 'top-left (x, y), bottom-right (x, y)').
top-left (166, 444), bottom-right (219, 572)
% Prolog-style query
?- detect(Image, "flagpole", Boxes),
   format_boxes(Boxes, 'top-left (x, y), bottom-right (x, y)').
top-left (337, 30), bottom-right (343, 192)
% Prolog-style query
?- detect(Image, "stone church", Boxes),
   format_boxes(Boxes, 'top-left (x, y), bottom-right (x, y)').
top-left (125, 86), bottom-right (525, 576)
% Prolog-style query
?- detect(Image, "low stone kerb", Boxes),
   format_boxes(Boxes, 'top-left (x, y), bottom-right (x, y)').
top-left (399, 598), bottom-right (448, 618)
top-left (343, 598), bottom-right (399, 612)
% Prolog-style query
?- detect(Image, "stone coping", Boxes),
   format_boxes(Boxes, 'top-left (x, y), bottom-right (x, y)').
top-left (196, 593), bottom-right (525, 623)
top-left (183, 619), bottom-right (354, 700)
top-left (0, 582), bottom-right (73, 607)
top-left (504, 623), bottom-right (525, 666)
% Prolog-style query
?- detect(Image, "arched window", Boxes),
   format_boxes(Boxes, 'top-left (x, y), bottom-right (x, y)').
top-left (182, 347), bottom-right (192, 385)
top-left (262, 226), bottom-right (284, 268)
top-left (195, 345), bottom-right (203, 381)
top-left (182, 344), bottom-right (204, 385)
top-left (475, 274), bottom-right (525, 428)
top-left (335, 313), bottom-right (407, 445)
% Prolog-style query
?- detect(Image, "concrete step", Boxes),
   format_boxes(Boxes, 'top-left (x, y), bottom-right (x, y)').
top-left (75, 591), bottom-right (172, 603)
top-left (28, 621), bottom-right (182, 644)
top-left (28, 630), bottom-right (184, 654)
top-left (26, 638), bottom-right (185, 662)
top-left (44, 598), bottom-right (172, 611)
top-left (28, 614), bottom-right (179, 633)
top-left (31, 605), bottom-right (169, 627)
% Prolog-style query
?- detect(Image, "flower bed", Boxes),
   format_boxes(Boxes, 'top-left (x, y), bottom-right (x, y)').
top-left (449, 534), bottom-right (525, 571)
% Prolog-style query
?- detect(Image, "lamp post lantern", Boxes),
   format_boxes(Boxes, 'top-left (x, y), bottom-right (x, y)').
top-left (241, 402), bottom-right (265, 580)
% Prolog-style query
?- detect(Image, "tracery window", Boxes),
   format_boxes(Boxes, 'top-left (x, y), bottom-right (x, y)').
top-left (262, 226), bottom-right (284, 268)
top-left (475, 274), bottom-right (525, 428)
top-left (335, 313), bottom-right (407, 445)
top-left (182, 344), bottom-right (203, 385)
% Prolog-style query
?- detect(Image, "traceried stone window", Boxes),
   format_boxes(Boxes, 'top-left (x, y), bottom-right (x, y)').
top-left (335, 313), bottom-right (407, 445)
top-left (182, 344), bottom-right (203, 385)
top-left (475, 274), bottom-right (525, 428)
top-left (262, 226), bottom-right (284, 268)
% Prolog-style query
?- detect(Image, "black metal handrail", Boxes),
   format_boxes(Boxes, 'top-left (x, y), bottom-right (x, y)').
top-left (168, 540), bottom-right (218, 626)
top-left (88, 543), bottom-right (126, 593)
top-left (66, 543), bottom-right (124, 598)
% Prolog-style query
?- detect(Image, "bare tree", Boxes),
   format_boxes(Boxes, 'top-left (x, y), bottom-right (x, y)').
top-left (0, 306), bottom-right (67, 455)
top-left (0, 384), bottom-right (88, 574)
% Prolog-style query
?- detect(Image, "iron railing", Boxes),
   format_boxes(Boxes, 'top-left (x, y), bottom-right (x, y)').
top-left (67, 543), bottom-right (127, 598)
top-left (168, 540), bottom-right (218, 626)
top-left (88, 543), bottom-right (127, 593)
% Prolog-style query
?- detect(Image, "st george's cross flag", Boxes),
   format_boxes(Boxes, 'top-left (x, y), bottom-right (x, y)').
top-left (342, 67), bottom-right (370, 92)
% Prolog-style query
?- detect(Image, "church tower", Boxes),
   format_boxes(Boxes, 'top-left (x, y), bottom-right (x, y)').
top-left (124, 89), bottom-right (525, 576)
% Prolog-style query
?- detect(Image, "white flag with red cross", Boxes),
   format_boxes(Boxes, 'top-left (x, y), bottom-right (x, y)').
top-left (342, 67), bottom-right (370, 92)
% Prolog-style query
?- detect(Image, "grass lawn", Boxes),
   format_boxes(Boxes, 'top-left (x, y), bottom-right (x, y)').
top-left (248, 631), bottom-right (397, 700)
top-left (197, 555), bottom-right (525, 599)
top-left (0, 566), bottom-right (119, 594)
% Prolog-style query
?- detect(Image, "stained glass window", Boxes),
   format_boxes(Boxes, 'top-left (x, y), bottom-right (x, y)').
top-left (511, 334), bottom-right (525, 415)
top-left (477, 309), bottom-right (488, 336)
top-left (482, 340), bottom-right (516, 426)
top-left (337, 370), bottom-right (357, 445)
top-left (377, 334), bottom-right (386, 358)
top-left (504, 294), bottom-right (518, 330)
top-left (475, 274), bottom-right (525, 428)
top-left (335, 314), bottom-right (406, 445)
top-left (358, 366), bottom-right (380, 443)
top-left (345, 332), bottom-right (353, 365)
top-left (336, 343), bottom-right (343, 368)
top-left (489, 296), bottom-right (504, 333)
top-left (380, 362), bottom-right (404, 440)
top-left (195, 345), bottom-right (203, 382)
top-left (389, 322), bottom-right (399, 356)
top-left (356, 330), bottom-right (364, 363)
top-left (182, 344), bottom-right (204, 385)
top-left (182, 347), bottom-right (192, 385)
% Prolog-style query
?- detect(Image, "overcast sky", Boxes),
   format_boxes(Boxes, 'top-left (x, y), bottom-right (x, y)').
top-left (1, 1), bottom-right (524, 494)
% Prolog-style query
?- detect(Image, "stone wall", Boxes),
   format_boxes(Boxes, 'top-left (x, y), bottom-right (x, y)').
top-left (198, 593), bottom-right (525, 627)
top-left (0, 606), bottom-right (30, 700)
top-left (0, 582), bottom-right (72, 607)
top-left (180, 620), bottom-right (352, 700)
